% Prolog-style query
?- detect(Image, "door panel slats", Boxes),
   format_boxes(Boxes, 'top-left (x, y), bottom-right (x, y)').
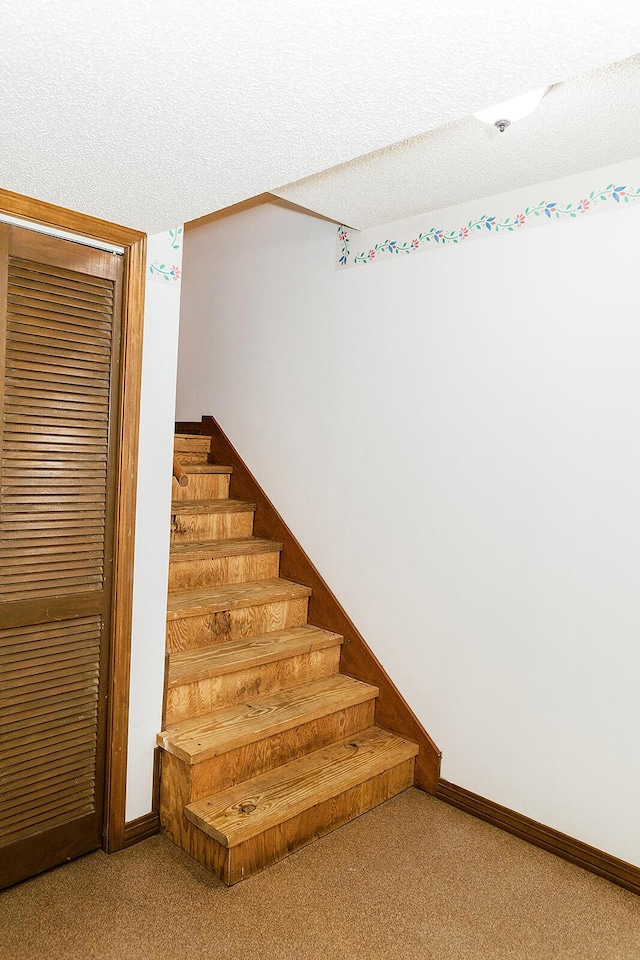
top-left (0, 233), bottom-right (122, 879)
top-left (7, 313), bottom-right (111, 344)
top-left (0, 607), bottom-right (101, 848)
top-left (9, 257), bottom-right (114, 289)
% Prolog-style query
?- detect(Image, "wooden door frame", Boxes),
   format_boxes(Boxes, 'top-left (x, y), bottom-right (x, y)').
top-left (0, 187), bottom-right (146, 853)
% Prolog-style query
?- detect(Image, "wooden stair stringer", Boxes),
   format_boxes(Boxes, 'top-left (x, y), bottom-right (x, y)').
top-left (191, 415), bottom-right (441, 792)
top-left (159, 429), bottom-right (422, 884)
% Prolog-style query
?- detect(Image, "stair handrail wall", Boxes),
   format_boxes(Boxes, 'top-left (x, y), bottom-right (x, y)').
top-left (177, 415), bottom-right (442, 793)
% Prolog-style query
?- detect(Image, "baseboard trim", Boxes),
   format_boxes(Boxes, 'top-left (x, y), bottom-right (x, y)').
top-left (123, 812), bottom-right (160, 848)
top-left (437, 779), bottom-right (640, 898)
top-left (122, 747), bottom-right (162, 849)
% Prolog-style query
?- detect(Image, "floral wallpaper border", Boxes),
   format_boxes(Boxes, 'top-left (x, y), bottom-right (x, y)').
top-left (337, 184), bottom-right (640, 269)
top-left (149, 226), bottom-right (183, 286)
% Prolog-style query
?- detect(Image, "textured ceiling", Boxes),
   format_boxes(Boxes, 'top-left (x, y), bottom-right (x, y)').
top-left (274, 55), bottom-right (640, 229)
top-left (1, 1), bottom-right (640, 233)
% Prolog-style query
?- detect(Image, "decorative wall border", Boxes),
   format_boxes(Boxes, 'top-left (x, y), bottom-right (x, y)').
top-left (337, 183), bottom-right (640, 268)
top-left (148, 225), bottom-right (183, 286)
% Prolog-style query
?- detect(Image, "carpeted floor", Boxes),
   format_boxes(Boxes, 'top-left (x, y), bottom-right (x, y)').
top-left (1, 789), bottom-right (638, 960)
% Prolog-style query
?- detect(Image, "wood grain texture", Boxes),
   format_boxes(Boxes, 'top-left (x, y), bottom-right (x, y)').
top-left (174, 435), bottom-right (211, 454)
top-left (172, 473), bottom-right (229, 500)
top-left (1, 252), bottom-right (115, 603)
top-left (166, 578), bottom-right (312, 621)
top-left (171, 498), bottom-right (255, 515)
top-left (160, 700), bottom-right (377, 847)
top-left (174, 463), bottom-right (233, 475)
top-left (168, 625), bottom-right (343, 683)
top-left (0, 222), bottom-right (124, 884)
top-left (170, 510), bottom-right (254, 542)
top-left (172, 456), bottom-right (189, 487)
top-left (172, 451), bottom-right (209, 464)
top-left (175, 726), bottom-right (416, 886)
top-left (0, 196), bottom-right (145, 877)
top-left (189, 700), bottom-right (375, 800)
top-left (159, 750), bottom-right (193, 849)
top-left (192, 415), bottom-right (442, 793)
top-left (165, 645), bottom-right (341, 723)
top-left (159, 674), bottom-right (378, 763)
top-left (221, 759), bottom-right (414, 884)
top-left (168, 551), bottom-right (280, 592)
top-left (160, 427), bottom-right (425, 885)
top-left (102, 235), bottom-right (146, 854)
top-left (166, 597), bottom-right (310, 652)
top-left (0, 188), bottom-right (145, 248)
top-left (0, 615), bottom-right (100, 847)
top-left (170, 537), bottom-right (283, 561)
top-left (187, 726), bottom-right (417, 847)
top-left (437, 780), bottom-right (640, 899)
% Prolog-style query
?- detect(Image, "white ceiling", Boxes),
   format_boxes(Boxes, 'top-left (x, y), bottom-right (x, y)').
top-left (273, 55), bottom-right (640, 229)
top-left (1, 1), bottom-right (640, 233)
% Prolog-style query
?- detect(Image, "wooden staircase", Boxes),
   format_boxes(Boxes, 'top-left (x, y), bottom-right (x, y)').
top-left (158, 433), bottom-right (419, 885)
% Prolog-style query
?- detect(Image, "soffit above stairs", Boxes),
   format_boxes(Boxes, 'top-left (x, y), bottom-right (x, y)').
top-left (1, 1), bottom-right (640, 233)
top-left (272, 54), bottom-right (640, 230)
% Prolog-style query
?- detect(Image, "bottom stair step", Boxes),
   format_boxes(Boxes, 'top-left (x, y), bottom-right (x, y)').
top-left (184, 726), bottom-right (418, 884)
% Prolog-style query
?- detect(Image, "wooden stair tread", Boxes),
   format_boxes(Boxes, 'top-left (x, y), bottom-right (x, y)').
top-left (168, 625), bottom-right (344, 685)
top-left (177, 463), bottom-right (233, 475)
top-left (166, 578), bottom-right (312, 620)
top-left (185, 726), bottom-right (418, 847)
top-left (171, 499), bottom-right (256, 515)
top-left (158, 674), bottom-right (378, 763)
top-left (170, 537), bottom-right (283, 561)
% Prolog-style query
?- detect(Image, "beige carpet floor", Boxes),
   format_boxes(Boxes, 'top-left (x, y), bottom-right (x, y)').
top-left (1, 789), bottom-right (638, 960)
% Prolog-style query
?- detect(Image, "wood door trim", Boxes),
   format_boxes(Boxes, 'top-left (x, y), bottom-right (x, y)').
top-left (103, 234), bottom-right (146, 852)
top-left (0, 188), bottom-right (146, 854)
top-left (0, 188), bottom-right (145, 248)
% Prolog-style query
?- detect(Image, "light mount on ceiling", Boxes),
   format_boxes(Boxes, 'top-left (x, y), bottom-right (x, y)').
top-left (474, 87), bottom-right (549, 132)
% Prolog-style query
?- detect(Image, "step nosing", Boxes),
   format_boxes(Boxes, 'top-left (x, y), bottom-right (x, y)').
top-left (168, 626), bottom-right (344, 684)
top-left (166, 578), bottom-right (312, 619)
top-left (171, 499), bottom-right (256, 515)
top-left (180, 464), bottom-right (233, 474)
top-left (184, 728), bottom-right (418, 847)
top-left (170, 537), bottom-right (283, 560)
top-left (158, 676), bottom-right (379, 762)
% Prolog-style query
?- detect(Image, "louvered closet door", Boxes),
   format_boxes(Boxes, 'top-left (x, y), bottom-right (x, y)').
top-left (0, 224), bottom-right (123, 888)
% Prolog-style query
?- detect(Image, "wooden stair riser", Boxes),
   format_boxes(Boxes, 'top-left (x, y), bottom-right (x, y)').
top-left (174, 451), bottom-right (209, 465)
top-left (168, 552), bottom-right (280, 593)
top-left (172, 474), bottom-right (230, 501)
top-left (165, 645), bottom-right (342, 724)
top-left (182, 759), bottom-right (414, 885)
top-left (163, 433), bottom-right (423, 886)
top-left (166, 598), bottom-right (310, 652)
top-left (174, 436), bottom-right (211, 454)
top-left (160, 698), bottom-right (376, 845)
top-left (171, 511), bottom-right (254, 542)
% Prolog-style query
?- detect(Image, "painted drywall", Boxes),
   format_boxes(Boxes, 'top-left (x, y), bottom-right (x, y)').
top-left (176, 161), bottom-right (640, 867)
top-left (2, 2), bottom-right (640, 231)
top-left (126, 229), bottom-right (183, 822)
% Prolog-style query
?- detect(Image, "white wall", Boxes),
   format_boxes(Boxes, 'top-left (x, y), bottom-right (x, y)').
top-left (126, 229), bottom-right (183, 821)
top-left (176, 163), bottom-right (640, 867)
